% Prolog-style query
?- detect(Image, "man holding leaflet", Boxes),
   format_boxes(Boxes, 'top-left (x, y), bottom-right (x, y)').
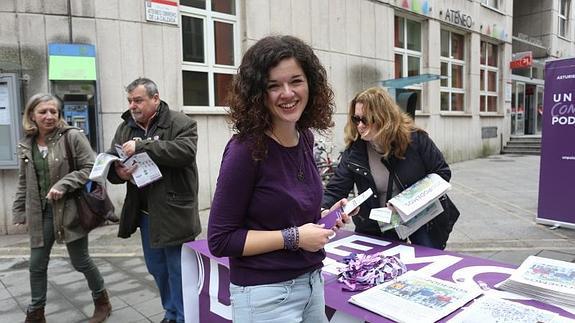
top-left (107, 77), bottom-right (201, 323)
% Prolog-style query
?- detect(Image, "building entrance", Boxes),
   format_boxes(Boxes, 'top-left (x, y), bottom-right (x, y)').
top-left (511, 81), bottom-right (543, 135)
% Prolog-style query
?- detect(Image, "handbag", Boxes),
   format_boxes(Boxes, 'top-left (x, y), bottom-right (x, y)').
top-left (428, 194), bottom-right (460, 249)
top-left (64, 132), bottom-right (115, 232)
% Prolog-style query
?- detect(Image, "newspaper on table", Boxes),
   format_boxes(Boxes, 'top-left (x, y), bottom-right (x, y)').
top-left (496, 255), bottom-right (575, 309)
top-left (388, 173), bottom-right (451, 222)
top-left (449, 296), bottom-right (560, 323)
top-left (89, 145), bottom-right (162, 188)
top-left (349, 271), bottom-right (481, 323)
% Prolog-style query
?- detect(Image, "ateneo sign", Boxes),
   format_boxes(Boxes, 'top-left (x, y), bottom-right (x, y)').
top-left (444, 9), bottom-right (473, 28)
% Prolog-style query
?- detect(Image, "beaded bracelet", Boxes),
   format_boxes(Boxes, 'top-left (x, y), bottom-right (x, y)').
top-left (281, 226), bottom-right (300, 251)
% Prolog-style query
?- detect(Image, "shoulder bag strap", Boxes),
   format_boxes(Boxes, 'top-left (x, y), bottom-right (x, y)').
top-left (63, 131), bottom-right (77, 171)
top-left (381, 157), bottom-right (405, 202)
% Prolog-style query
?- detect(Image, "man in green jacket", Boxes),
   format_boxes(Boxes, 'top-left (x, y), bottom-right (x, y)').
top-left (107, 77), bottom-right (200, 323)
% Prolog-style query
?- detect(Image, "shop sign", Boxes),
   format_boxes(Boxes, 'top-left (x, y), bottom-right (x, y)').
top-left (145, 0), bottom-right (178, 25)
top-left (510, 51), bottom-right (533, 69)
top-left (444, 9), bottom-right (473, 28)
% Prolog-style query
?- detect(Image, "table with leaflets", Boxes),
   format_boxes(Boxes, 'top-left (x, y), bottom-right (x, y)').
top-left (181, 230), bottom-right (575, 322)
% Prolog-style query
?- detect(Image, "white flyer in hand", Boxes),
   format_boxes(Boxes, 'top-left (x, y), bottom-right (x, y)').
top-left (90, 153), bottom-right (123, 183)
top-left (343, 188), bottom-right (374, 214)
top-left (89, 150), bottom-right (163, 188)
top-left (124, 152), bottom-right (163, 188)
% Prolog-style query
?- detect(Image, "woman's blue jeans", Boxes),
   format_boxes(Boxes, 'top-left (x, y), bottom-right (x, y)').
top-left (229, 269), bottom-right (327, 323)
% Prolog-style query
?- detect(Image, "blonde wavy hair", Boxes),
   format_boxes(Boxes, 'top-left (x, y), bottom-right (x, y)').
top-left (22, 93), bottom-right (67, 136)
top-left (343, 87), bottom-right (422, 159)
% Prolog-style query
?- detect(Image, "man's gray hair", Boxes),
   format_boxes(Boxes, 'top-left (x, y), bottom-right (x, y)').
top-left (126, 77), bottom-right (159, 97)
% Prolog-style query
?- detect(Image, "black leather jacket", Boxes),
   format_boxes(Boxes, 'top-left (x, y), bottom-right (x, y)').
top-left (322, 130), bottom-right (451, 238)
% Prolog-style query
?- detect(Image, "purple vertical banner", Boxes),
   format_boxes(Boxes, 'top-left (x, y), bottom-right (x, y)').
top-left (537, 58), bottom-right (575, 227)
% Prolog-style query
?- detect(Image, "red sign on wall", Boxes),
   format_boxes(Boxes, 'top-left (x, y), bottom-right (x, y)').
top-left (510, 51), bottom-right (533, 69)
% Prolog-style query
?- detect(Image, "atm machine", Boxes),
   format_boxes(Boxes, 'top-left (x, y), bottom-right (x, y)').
top-left (63, 99), bottom-right (90, 136)
top-left (48, 43), bottom-right (100, 151)
top-left (52, 82), bottom-right (99, 149)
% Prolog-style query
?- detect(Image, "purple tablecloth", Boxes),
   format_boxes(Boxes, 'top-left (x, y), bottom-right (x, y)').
top-left (182, 230), bottom-right (575, 322)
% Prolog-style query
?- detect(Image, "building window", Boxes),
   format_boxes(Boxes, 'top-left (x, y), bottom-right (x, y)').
top-left (181, 0), bottom-right (238, 108)
top-left (394, 15), bottom-right (422, 110)
top-left (440, 30), bottom-right (465, 112)
top-left (559, 0), bottom-right (571, 38)
top-left (479, 41), bottom-right (498, 112)
top-left (481, 0), bottom-right (499, 9)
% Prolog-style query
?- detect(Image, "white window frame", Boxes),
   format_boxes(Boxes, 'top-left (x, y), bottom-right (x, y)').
top-left (558, 0), bottom-right (571, 38)
top-left (440, 29), bottom-right (466, 112)
top-left (480, 40), bottom-right (499, 113)
top-left (180, 1), bottom-right (240, 112)
top-left (394, 15), bottom-right (423, 110)
top-left (481, 0), bottom-right (500, 9)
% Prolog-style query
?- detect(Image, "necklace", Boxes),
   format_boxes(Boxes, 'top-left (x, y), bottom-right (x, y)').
top-left (271, 130), bottom-right (305, 182)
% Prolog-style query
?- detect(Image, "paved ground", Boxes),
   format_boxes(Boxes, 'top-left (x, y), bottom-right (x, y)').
top-left (1, 154), bottom-right (574, 322)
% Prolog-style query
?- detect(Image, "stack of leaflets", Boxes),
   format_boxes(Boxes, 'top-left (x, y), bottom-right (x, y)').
top-left (373, 173), bottom-right (451, 239)
top-left (497, 255), bottom-right (575, 309)
top-left (89, 144), bottom-right (162, 188)
top-left (349, 271), bottom-right (482, 322)
top-left (449, 296), bottom-right (561, 323)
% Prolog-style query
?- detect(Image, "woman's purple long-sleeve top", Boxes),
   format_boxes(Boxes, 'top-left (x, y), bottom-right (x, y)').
top-left (208, 131), bottom-right (325, 286)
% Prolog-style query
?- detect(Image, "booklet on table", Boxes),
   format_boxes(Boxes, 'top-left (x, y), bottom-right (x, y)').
top-left (497, 255), bottom-right (575, 309)
top-left (349, 271), bottom-right (482, 323)
top-left (449, 296), bottom-right (561, 323)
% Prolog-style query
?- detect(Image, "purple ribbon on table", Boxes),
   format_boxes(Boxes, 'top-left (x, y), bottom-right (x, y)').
top-left (337, 253), bottom-right (407, 291)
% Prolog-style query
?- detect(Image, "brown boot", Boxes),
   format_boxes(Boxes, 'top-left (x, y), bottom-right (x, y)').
top-left (89, 290), bottom-right (112, 323)
top-left (24, 307), bottom-right (46, 323)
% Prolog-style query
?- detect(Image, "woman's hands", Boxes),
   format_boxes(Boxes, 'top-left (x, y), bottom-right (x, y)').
top-left (298, 223), bottom-right (334, 252)
top-left (320, 198), bottom-right (358, 231)
top-left (296, 198), bottom-right (361, 252)
top-left (46, 188), bottom-right (64, 201)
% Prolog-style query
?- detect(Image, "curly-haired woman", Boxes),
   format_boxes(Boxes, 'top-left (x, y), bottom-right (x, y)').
top-left (208, 35), bottom-right (353, 322)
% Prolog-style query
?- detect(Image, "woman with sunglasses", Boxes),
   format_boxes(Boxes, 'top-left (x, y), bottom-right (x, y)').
top-left (322, 87), bottom-right (455, 249)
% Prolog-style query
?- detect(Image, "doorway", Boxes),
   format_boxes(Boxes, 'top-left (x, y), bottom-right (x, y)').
top-left (511, 82), bottom-right (525, 135)
top-left (511, 82), bottom-right (543, 135)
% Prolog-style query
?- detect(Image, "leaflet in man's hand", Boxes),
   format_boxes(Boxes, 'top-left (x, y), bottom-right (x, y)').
top-left (122, 152), bottom-right (163, 188)
top-left (388, 173), bottom-right (451, 222)
top-left (89, 151), bottom-right (162, 188)
top-left (349, 271), bottom-right (482, 323)
top-left (89, 153), bottom-right (124, 183)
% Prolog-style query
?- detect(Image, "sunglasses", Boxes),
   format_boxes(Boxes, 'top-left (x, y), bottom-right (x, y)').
top-left (351, 115), bottom-right (370, 125)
